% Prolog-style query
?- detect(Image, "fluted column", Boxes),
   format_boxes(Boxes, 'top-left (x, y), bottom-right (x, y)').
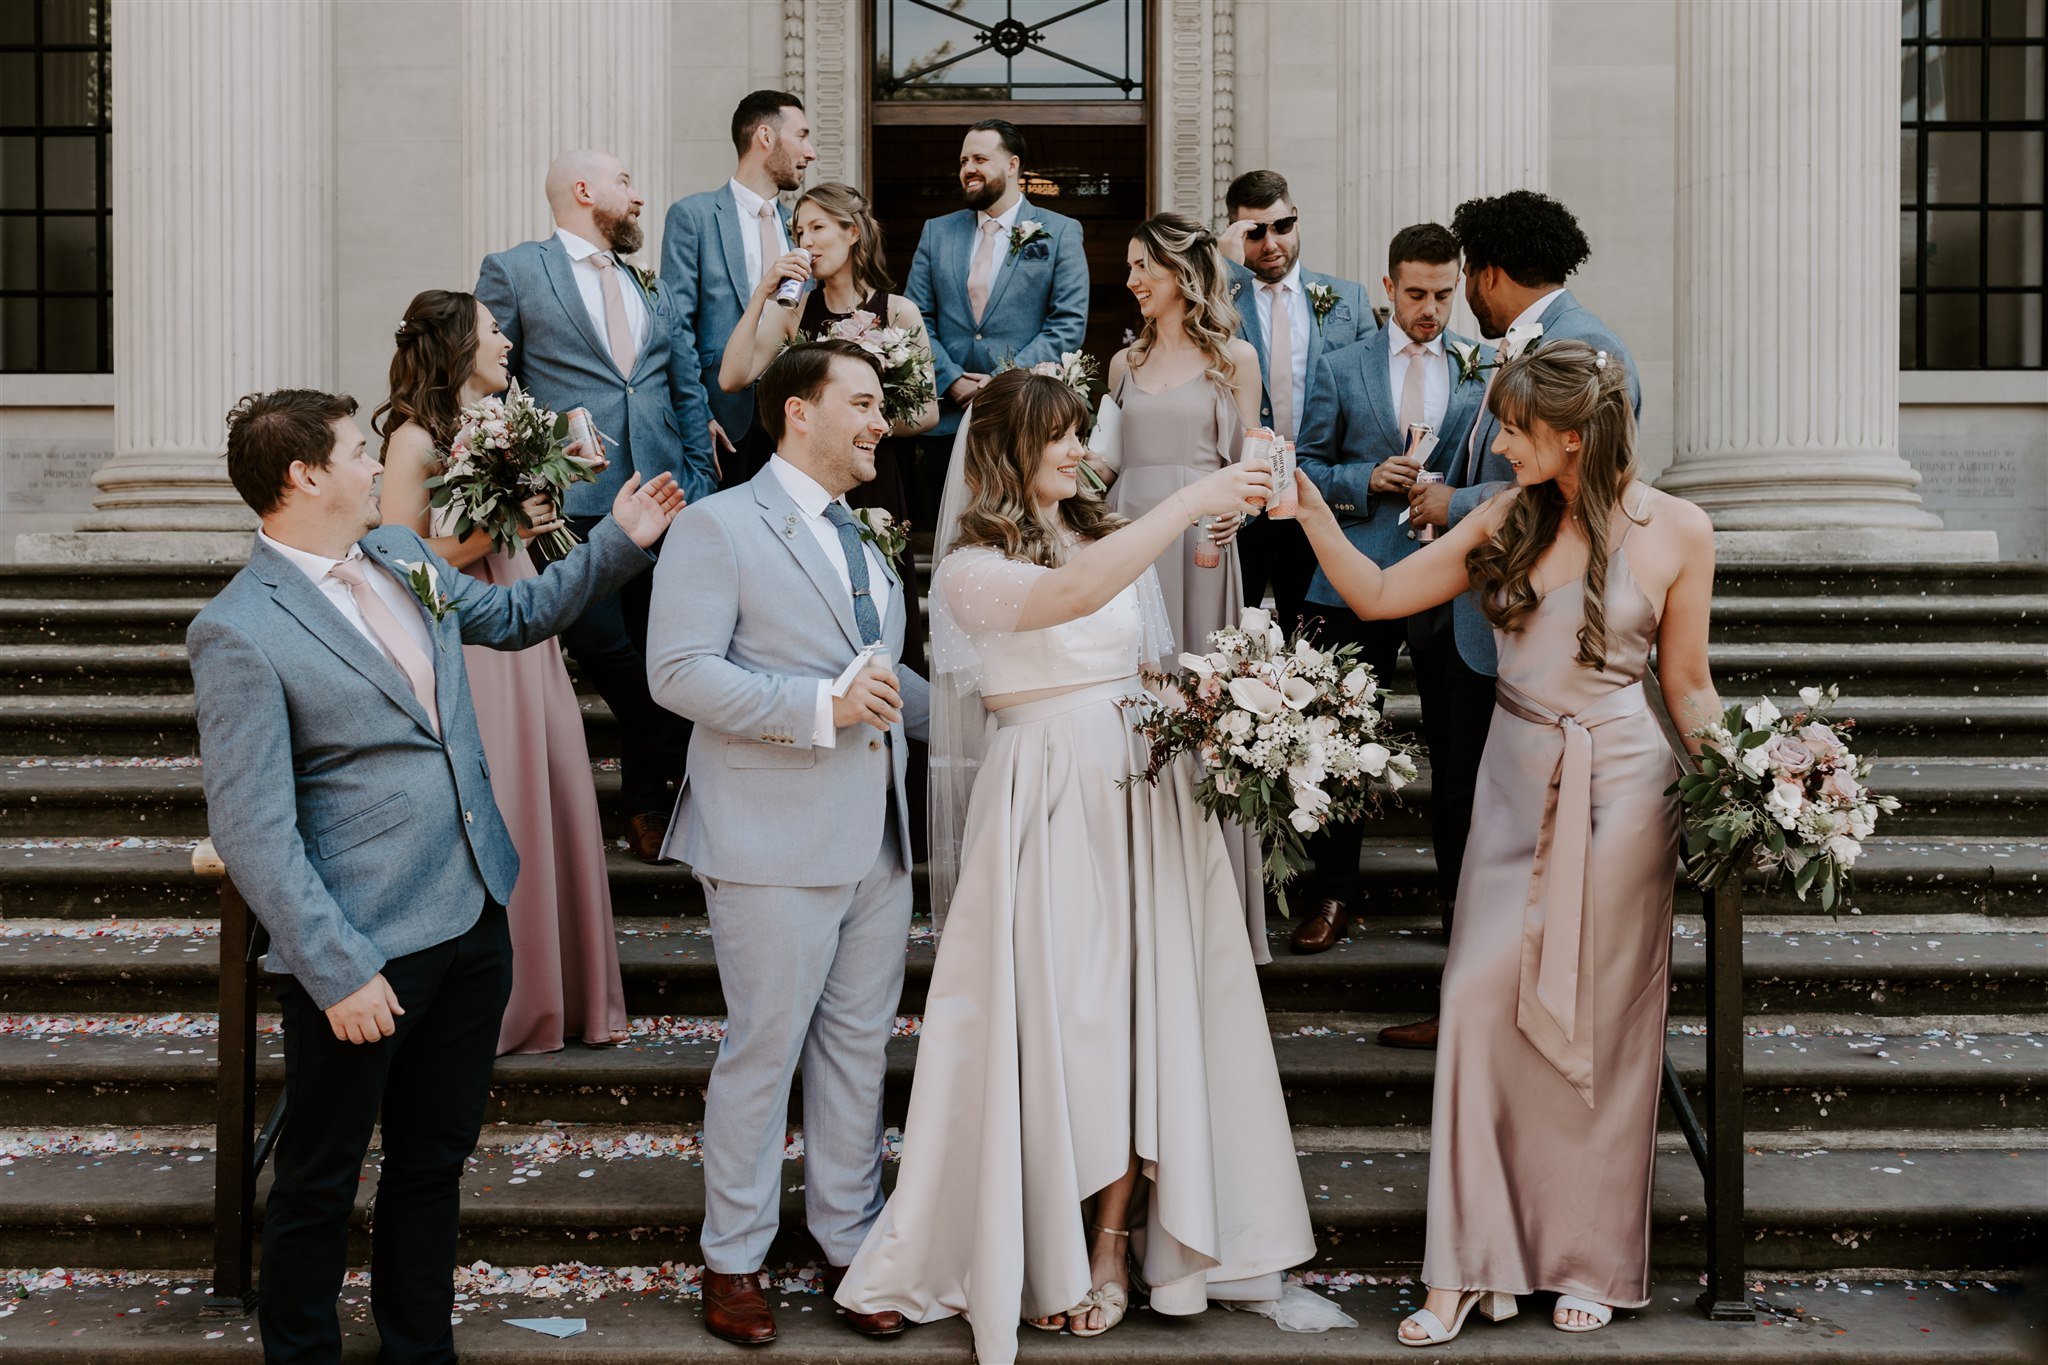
top-left (1659, 0), bottom-right (1992, 559)
top-left (1336, 0), bottom-right (1548, 324)
top-left (21, 0), bottom-right (336, 562)
top-left (461, 0), bottom-right (672, 268)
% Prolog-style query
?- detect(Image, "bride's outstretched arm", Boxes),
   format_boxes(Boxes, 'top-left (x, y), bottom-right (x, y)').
top-left (1292, 472), bottom-right (1499, 622)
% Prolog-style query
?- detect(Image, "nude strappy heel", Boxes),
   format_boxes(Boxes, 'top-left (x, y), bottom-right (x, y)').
top-left (1397, 1289), bottom-right (1518, 1346)
top-left (1068, 1224), bottom-right (1131, 1338)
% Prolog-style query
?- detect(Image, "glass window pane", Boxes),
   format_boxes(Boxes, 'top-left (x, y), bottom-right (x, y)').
top-left (41, 52), bottom-right (100, 127)
top-left (875, 0), bottom-right (1143, 101)
top-left (0, 55), bottom-right (34, 126)
top-left (1902, 46), bottom-right (1920, 120)
top-left (41, 135), bottom-right (92, 208)
top-left (0, 215), bottom-right (34, 290)
top-left (44, 211), bottom-right (93, 290)
top-left (1928, 208), bottom-right (1983, 283)
top-left (1901, 293), bottom-right (1919, 367)
top-left (41, 294), bottom-right (97, 371)
top-left (1903, 130), bottom-right (1920, 202)
top-left (1988, 45), bottom-right (2046, 120)
top-left (1987, 130), bottom-right (2045, 202)
top-left (1988, 0), bottom-right (2045, 37)
top-left (1986, 292), bottom-right (2044, 365)
top-left (0, 137), bottom-right (33, 208)
top-left (0, 297), bottom-right (37, 369)
top-left (1927, 0), bottom-right (1987, 38)
top-left (1904, 210), bottom-right (1922, 284)
top-left (1903, 0), bottom-right (1921, 38)
top-left (1927, 130), bottom-right (1983, 202)
top-left (1987, 209), bottom-right (2044, 284)
top-left (1925, 291), bottom-right (1982, 366)
top-left (40, 0), bottom-right (102, 45)
top-left (0, 3), bottom-right (31, 42)
top-left (1925, 45), bottom-right (1983, 120)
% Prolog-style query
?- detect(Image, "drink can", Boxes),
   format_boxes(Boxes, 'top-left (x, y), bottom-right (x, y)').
top-left (1239, 427), bottom-right (1276, 509)
top-left (1268, 437), bottom-right (1300, 520)
top-left (566, 407), bottom-right (600, 460)
top-left (1412, 470), bottom-right (1446, 542)
top-left (1194, 516), bottom-right (1222, 569)
top-left (773, 248), bottom-right (811, 308)
top-left (1404, 422), bottom-right (1435, 464)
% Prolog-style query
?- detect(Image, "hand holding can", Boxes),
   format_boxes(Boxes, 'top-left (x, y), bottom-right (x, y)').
top-left (1412, 470), bottom-right (1446, 542)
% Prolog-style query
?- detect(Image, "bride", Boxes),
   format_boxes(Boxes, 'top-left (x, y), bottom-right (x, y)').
top-left (833, 369), bottom-right (1321, 1362)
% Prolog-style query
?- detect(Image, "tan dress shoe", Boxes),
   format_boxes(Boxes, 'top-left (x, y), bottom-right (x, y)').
top-left (1288, 897), bottom-right (1352, 954)
top-left (1377, 1015), bottom-right (1439, 1049)
top-left (703, 1268), bottom-right (777, 1345)
top-left (627, 811), bottom-right (675, 865)
top-left (822, 1263), bottom-right (906, 1337)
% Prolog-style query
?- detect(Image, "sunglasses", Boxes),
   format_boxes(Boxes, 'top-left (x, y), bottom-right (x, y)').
top-left (1242, 216), bottom-right (1298, 242)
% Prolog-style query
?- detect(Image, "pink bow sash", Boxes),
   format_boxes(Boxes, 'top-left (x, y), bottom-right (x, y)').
top-left (1492, 676), bottom-right (1649, 1109)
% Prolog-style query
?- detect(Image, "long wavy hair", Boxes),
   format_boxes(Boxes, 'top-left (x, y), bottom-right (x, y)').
top-left (953, 370), bottom-right (1123, 568)
top-left (1466, 339), bottom-right (1644, 672)
top-left (372, 289), bottom-right (480, 451)
top-left (1126, 212), bottom-right (1240, 389)
top-left (794, 182), bottom-right (894, 295)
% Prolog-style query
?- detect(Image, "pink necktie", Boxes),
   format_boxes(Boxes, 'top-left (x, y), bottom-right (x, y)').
top-left (1264, 282), bottom-right (1294, 440)
top-left (967, 218), bottom-right (1004, 324)
top-left (755, 200), bottom-right (781, 288)
top-left (1398, 341), bottom-right (1430, 433)
top-left (328, 559), bottom-right (439, 735)
top-left (589, 252), bottom-right (638, 376)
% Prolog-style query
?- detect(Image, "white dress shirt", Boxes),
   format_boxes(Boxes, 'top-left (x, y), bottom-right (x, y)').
top-left (260, 530), bottom-right (436, 666)
top-left (970, 197), bottom-right (1025, 294)
top-left (1506, 287), bottom-right (1567, 343)
top-left (769, 456), bottom-right (891, 748)
top-left (1385, 319), bottom-right (1449, 431)
top-left (1253, 263), bottom-right (1311, 430)
top-left (729, 178), bottom-right (790, 293)
top-left (553, 226), bottom-right (649, 353)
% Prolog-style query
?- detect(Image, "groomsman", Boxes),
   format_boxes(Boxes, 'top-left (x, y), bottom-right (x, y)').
top-left (1219, 169), bottom-right (1373, 637)
top-left (1292, 226), bottom-right (1493, 1001)
top-left (663, 90), bottom-right (815, 488)
top-left (476, 149), bottom-right (715, 863)
top-left (903, 118), bottom-right (1089, 517)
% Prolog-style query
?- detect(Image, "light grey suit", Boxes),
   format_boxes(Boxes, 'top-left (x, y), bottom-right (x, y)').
top-left (646, 466), bottom-right (932, 1271)
top-left (661, 184), bottom-right (794, 445)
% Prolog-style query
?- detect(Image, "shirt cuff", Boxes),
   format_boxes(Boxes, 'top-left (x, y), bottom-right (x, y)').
top-left (813, 681), bottom-right (837, 749)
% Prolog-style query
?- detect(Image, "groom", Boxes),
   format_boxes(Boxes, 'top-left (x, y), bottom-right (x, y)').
top-left (188, 389), bottom-right (683, 1362)
top-left (645, 340), bottom-right (931, 1346)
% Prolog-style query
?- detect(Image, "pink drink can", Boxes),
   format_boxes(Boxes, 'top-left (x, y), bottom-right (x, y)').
top-left (566, 407), bottom-right (600, 458)
top-left (1413, 470), bottom-right (1446, 542)
top-left (1194, 516), bottom-right (1222, 569)
top-left (1268, 437), bottom-right (1300, 519)
top-left (1239, 427), bottom-right (1277, 510)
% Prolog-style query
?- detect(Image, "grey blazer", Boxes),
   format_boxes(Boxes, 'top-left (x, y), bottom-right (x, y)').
top-left (646, 467), bottom-right (933, 886)
top-left (187, 521), bottom-right (652, 1009)
top-left (476, 235), bottom-right (718, 512)
top-left (1228, 260), bottom-right (1375, 432)
top-left (661, 184), bottom-right (794, 443)
top-left (904, 199), bottom-right (1089, 436)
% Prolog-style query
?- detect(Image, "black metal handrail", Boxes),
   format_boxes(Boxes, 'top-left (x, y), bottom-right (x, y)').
top-left (1645, 671), bottom-right (1754, 1322)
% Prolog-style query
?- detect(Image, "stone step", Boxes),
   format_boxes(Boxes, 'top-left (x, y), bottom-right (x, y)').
top-left (0, 1019), bottom-right (2034, 1131)
top-left (0, 1142), bottom-right (2038, 1276)
top-left (0, 1275), bottom-right (2035, 1364)
top-left (1707, 594), bottom-right (2048, 645)
top-left (2, 920), bottom-right (2040, 1019)
top-left (7, 837), bottom-right (2044, 922)
top-left (6, 756), bottom-right (2031, 838)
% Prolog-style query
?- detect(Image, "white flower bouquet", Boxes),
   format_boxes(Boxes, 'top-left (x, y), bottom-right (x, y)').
top-left (797, 310), bottom-right (935, 427)
top-left (1122, 607), bottom-right (1421, 910)
top-left (1672, 684), bottom-right (1901, 914)
top-left (426, 381), bottom-right (604, 561)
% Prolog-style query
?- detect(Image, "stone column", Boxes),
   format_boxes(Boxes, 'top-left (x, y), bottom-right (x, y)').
top-left (21, 0), bottom-right (336, 563)
top-left (1657, 0), bottom-right (1995, 560)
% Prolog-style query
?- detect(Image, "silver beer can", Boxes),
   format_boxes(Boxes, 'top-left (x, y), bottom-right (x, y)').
top-left (773, 248), bottom-right (811, 308)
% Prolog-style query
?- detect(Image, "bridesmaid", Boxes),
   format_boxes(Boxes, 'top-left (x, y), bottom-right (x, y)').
top-left (1288, 341), bottom-right (1721, 1344)
top-left (373, 289), bottom-right (630, 1055)
top-left (1103, 212), bottom-right (1266, 950)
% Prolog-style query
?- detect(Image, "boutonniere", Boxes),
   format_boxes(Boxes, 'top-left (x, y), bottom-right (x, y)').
top-left (394, 558), bottom-right (453, 623)
top-left (853, 506), bottom-right (909, 570)
top-left (625, 261), bottom-right (659, 303)
top-left (1008, 220), bottom-right (1049, 259)
top-left (1503, 322), bottom-right (1543, 360)
top-left (1450, 339), bottom-right (1491, 384)
top-left (1304, 281), bottom-right (1340, 325)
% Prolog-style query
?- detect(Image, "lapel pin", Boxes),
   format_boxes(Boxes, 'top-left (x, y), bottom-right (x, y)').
top-left (784, 514), bottom-right (798, 538)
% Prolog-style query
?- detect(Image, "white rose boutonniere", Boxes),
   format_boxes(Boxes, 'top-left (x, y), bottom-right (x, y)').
top-left (1450, 338), bottom-right (1489, 384)
top-left (1502, 322), bottom-right (1544, 360)
top-left (394, 558), bottom-right (453, 623)
top-left (1008, 220), bottom-right (1050, 259)
top-left (853, 506), bottom-right (909, 570)
top-left (1304, 281), bottom-right (1340, 326)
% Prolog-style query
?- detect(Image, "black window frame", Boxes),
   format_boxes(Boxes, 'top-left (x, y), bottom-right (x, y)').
top-left (0, 0), bottom-right (113, 375)
top-left (1900, 0), bottom-right (2047, 370)
top-left (874, 0), bottom-right (1145, 103)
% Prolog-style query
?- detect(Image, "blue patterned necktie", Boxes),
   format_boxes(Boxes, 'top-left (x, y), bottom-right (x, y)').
top-left (822, 503), bottom-right (883, 646)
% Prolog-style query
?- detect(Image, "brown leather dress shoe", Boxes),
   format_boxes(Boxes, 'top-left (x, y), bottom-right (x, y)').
top-left (822, 1263), bottom-right (906, 1337)
top-left (703, 1268), bottom-right (777, 1345)
top-left (1378, 1015), bottom-right (1439, 1050)
top-left (1288, 897), bottom-right (1352, 955)
top-left (627, 811), bottom-right (675, 865)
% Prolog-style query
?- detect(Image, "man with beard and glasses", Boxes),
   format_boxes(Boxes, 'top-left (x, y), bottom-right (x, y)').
top-left (903, 118), bottom-right (1088, 521)
top-left (664, 91), bottom-right (817, 489)
top-left (1218, 169), bottom-right (1374, 638)
top-left (476, 149), bottom-right (716, 865)
top-left (1289, 225), bottom-right (1494, 990)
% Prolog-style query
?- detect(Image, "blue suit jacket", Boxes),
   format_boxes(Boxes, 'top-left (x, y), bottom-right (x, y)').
top-left (904, 199), bottom-right (1089, 435)
top-left (661, 185), bottom-right (794, 443)
top-left (476, 236), bottom-right (717, 513)
top-left (1296, 327), bottom-right (1492, 603)
top-left (1228, 260), bottom-right (1375, 433)
top-left (187, 521), bottom-right (652, 1009)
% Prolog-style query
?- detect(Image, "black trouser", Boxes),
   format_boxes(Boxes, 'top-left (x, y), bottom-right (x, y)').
top-left (1304, 604), bottom-right (1495, 931)
top-left (556, 514), bottom-right (690, 819)
top-left (911, 431), bottom-right (960, 529)
top-left (722, 418), bottom-right (775, 491)
top-left (259, 904), bottom-right (514, 1365)
top-left (1238, 514), bottom-right (1319, 639)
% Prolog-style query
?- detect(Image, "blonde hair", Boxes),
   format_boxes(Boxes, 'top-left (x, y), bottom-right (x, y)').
top-left (953, 370), bottom-right (1124, 567)
top-left (1466, 340), bottom-right (1643, 671)
top-left (1126, 213), bottom-right (1240, 390)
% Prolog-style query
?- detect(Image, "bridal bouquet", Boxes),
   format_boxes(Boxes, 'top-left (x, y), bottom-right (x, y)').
top-left (1123, 607), bottom-right (1421, 910)
top-left (797, 310), bottom-right (935, 426)
top-left (426, 381), bottom-right (604, 560)
top-left (1672, 684), bottom-right (1900, 914)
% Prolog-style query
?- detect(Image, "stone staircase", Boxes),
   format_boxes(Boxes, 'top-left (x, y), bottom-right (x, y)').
top-left (0, 560), bottom-right (2042, 1361)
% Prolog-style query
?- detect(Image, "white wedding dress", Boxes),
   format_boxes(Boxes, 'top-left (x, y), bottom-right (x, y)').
top-left (834, 546), bottom-right (1315, 1364)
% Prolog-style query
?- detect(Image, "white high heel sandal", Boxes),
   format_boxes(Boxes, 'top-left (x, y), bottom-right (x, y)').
top-left (1552, 1294), bottom-right (1613, 1332)
top-left (1397, 1289), bottom-right (1518, 1347)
